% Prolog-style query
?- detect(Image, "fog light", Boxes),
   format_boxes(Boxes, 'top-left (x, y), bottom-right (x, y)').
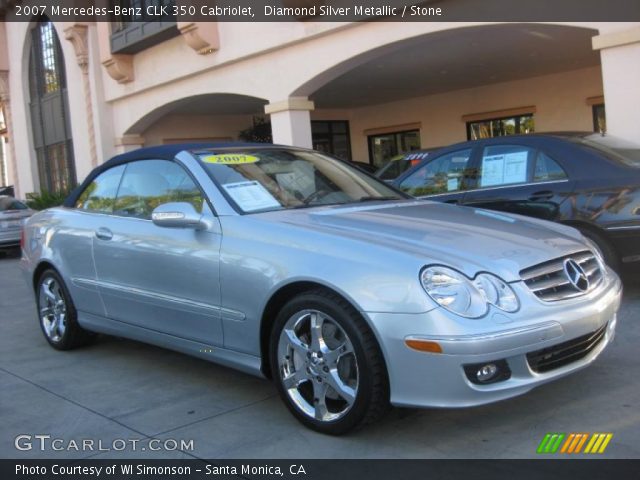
top-left (463, 359), bottom-right (511, 385)
top-left (476, 364), bottom-right (498, 382)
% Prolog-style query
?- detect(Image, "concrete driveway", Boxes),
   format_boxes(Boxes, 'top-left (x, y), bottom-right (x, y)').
top-left (1, 251), bottom-right (639, 459)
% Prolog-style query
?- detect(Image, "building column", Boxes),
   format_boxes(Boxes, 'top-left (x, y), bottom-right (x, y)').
top-left (593, 26), bottom-right (640, 142)
top-left (0, 70), bottom-right (19, 197)
top-left (115, 135), bottom-right (145, 154)
top-left (265, 97), bottom-right (315, 148)
top-left (65, 24), bottom-right (99, 170)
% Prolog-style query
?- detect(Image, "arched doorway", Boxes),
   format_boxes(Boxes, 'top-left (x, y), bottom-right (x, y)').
top-left (122, 93), bottom-right (269, 148)
top-left (288, 23), bottom-right (602, 168)
top-left (28, 18), bottom-right (75, 193)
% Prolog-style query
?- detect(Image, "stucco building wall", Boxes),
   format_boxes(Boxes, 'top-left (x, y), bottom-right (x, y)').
top-left (1, 18), bottom-right (638, 195)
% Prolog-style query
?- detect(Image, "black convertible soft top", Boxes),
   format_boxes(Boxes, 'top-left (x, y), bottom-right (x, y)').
top-left (63, 142), bottom-right (268, 208)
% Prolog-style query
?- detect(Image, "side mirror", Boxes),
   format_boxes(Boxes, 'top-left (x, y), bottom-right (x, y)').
top-left (151, 202), bottom-right (207, 230)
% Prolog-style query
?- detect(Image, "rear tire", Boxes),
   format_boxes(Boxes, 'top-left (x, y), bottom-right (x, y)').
top-left (269, 289), bottom-right (389, 435)
top-left (36, 269), bottom-right (93, 350)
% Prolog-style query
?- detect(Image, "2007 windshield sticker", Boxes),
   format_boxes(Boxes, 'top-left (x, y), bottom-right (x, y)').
top-left (202, 154), bottom-right (259, 165)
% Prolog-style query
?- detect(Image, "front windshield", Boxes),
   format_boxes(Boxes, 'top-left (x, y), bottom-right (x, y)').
top-left (376, 155), bottom-right (407, 181)
top-left (197, 149), bottom-right (405, 213)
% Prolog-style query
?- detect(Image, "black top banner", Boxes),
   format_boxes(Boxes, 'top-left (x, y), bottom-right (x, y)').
top-left (1, 0), bottom-right (640, 22)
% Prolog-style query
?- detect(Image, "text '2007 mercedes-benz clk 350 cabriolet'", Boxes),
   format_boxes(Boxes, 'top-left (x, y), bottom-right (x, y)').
top-left (21, 143), bottom-right (622, 434)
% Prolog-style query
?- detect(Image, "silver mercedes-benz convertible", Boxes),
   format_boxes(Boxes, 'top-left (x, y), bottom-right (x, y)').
top-left (21, 144), bottom-right (622, 434)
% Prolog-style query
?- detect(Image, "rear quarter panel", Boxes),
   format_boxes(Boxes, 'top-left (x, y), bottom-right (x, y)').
top-left (23, 207), bottom-right (105, 317)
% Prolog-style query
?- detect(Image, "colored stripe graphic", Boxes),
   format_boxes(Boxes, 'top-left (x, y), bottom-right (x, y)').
top-left (539, 433), bottom-right (613, 454)
top-left (537, 433), bottom-right (565, 453)
top-left (574, 433), bottom-right (589, 453)
top-left (560, 433), bottom-right (589, 453)
top-left (560, 433), bottom-right (575, 453)
top-left (584, 433), bottom-right (613, 454)
top-left (537, 434), bottom-right (552, 454)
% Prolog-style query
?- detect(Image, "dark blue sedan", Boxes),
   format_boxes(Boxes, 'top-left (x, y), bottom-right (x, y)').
top-left (393, 132), bottom-right (640, 271)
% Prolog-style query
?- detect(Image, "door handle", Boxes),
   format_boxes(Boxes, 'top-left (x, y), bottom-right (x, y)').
top-left (529, 190), bottom-right (554, 201)
top-left (95, 227), bottom-right (113, 241)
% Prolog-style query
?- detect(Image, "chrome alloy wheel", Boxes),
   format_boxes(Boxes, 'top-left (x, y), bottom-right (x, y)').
top-left (39, 277), bottom-right (67, 343)
top-left (277, 309), bottom-right (359, 422)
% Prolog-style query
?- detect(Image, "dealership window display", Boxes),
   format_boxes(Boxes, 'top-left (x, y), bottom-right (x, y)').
top-left (368, 129), bottom-right (421, 168)
top-left (467, 114), bottom-right (535, 140)
top-left (593, 104), bottom-right (607, 133)
top-left (312, 121), bottom-right (352, 161)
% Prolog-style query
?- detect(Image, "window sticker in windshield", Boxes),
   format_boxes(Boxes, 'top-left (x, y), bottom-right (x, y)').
top-left (222, 181), bottom-right (281, 212)
top-left (202, 154), bottom-right (260, 165)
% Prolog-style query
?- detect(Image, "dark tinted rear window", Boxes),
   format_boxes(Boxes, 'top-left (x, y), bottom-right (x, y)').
top-left (572, 135), bottom-right (640, 168)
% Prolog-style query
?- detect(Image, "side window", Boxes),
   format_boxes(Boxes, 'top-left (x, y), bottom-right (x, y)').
top-left (534, 152), bottom-right (567, 182)
top-left (114, 160), bottom-right (204, 219)
top-left (75, 165), bottom-right (125, 213)
top-left (478, 145), bottom-right (533, 188)
top-left (398, 149), bottom-right (472, 197)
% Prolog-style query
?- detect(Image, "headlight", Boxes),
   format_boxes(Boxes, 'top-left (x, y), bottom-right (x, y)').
top-left (473, 273), bottom-right (519, 313)
top-left (420, 266), bottom-right (488, 318)
top-left (420, 266), bottom-right (519, 318)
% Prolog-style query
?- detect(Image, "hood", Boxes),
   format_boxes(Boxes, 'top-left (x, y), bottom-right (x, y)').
top-left (266, 200), bottom-right (587, 282)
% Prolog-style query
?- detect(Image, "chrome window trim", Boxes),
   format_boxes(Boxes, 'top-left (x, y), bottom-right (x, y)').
top-left (606, 225), bottom-right (640, 231)
top-left (416, 179), bottom-right (569, 199)
top-left (469, 179), bottom-right (569, 194)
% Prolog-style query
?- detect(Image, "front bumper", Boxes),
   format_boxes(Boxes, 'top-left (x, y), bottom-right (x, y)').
top-left (365, 272), bottom-right (622, 409)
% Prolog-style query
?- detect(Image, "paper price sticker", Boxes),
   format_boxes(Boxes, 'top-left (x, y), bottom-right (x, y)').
top-left (202, 154), bottom-right (259, 165)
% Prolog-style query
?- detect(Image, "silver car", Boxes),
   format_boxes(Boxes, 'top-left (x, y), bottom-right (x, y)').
top-left (21, 144), bottom-right (622, 434)
top-left (1, 196), bottom-right (34, 251)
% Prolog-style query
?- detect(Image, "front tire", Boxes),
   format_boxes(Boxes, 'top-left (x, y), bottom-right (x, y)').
top-left (36, 269), bottom-right (93, 350)
top-left (269, 289), bottom-right (389, 434)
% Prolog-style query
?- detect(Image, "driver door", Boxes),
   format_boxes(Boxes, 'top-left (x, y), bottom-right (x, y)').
top-left (92, 159), bottom-right (224, 346)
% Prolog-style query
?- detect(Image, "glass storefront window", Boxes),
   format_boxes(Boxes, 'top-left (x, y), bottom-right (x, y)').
top-left (312, 121), bottom-right (352, 161)
top-left (29, 19), bottom-right (76, 194)
top-left (368, 130), bottom-right (421, 169)
top-left (467, 114), bottom-right (535, 141)
top-left (593, 104), bottom-right (606, 133)
top-left (0, 137), bottom-right (6, 188)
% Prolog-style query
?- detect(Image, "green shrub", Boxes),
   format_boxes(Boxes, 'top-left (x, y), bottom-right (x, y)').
top-left (239, 117), bottom-right (272, 143)
top-left (25, 189), bottom-right (72, 211)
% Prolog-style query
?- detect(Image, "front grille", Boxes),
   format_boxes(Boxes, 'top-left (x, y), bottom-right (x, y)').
top-left (520, 251), bottom-right (603, 302)
top-left (526, 323), bottom-right (608, 373)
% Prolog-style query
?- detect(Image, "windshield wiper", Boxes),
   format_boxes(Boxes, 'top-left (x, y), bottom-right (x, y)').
top-left (288, 202), bottom-right (348, 210)
top-left (356, 196), bottom-right (401, 202)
